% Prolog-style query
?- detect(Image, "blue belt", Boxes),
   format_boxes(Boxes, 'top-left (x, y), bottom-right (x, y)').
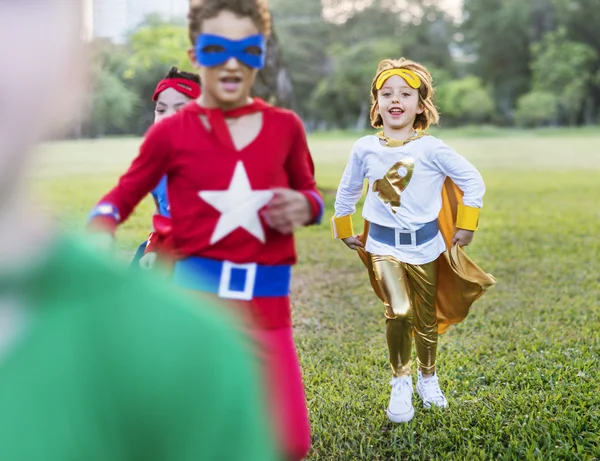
top-left (173, 257), bottom-right (291, 301)
top-left (369, 219), bottom-right (439, 247)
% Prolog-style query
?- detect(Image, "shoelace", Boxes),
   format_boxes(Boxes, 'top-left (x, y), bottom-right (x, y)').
top-left (421, 376), bottom-right (444, 401)
top-left (391, 379), bottom-right (411, 397)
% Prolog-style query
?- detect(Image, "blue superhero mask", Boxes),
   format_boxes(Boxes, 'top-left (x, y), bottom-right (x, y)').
top-left (195, 34), bottom-right (266, 69)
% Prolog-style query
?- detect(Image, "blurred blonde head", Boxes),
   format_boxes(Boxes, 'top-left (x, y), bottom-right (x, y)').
top-left (370, 58), bottom-right (439, 131)
top-left (0, 2), bottom-right (85, 173)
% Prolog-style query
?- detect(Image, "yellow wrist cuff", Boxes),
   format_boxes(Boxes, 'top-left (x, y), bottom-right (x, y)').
top-left (456, 204), bottom-right (480, 231)
top-left (331, 215), bottom-right (354, 240)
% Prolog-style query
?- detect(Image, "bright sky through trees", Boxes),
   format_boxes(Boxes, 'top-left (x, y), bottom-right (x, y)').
top-left (321, 0), bottom-right (462, 23)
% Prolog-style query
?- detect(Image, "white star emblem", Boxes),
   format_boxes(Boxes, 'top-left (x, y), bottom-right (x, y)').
top-left (200, 161), bottom-right (274, 244)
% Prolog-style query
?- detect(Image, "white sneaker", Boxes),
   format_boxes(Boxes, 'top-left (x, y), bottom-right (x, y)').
top-left (416, 371), bottom-right (448, 408)
top-left (386, 376), bottom-right (415, 423)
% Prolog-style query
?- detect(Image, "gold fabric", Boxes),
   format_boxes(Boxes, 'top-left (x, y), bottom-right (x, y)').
top-left (456, 204), bottom-right (480, 231)
top-left (375, 130), bottom-right (426, 147)
top-left (435, 244), bottom-right (496, 330)
top-left (439, 177), bottom-right (461, 248)
top-left (356, 178), bottom-right (496, 334)
top-left (330, 214), bottom-right (354, 239)
top-left (372, 255), bottom-right (438, 376)
top-left (349, 132), bottom-right (496, 336)
top-left (372, 158), bottom-right (415, 213)
top-left (375, 68), bottom-right (422, 89)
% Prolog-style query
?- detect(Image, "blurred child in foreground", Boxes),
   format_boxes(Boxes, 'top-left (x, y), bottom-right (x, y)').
top-left (0, 2), bottom-right (279, 460)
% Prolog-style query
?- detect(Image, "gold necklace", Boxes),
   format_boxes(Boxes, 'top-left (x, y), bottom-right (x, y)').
top-left (376, 130), bottom-right (427, 147)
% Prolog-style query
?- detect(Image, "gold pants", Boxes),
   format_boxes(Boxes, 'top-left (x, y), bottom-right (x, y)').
top-left (371, 255), bottom-right (438, 377)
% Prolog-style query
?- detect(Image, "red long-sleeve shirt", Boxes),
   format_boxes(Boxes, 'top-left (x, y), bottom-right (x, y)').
top-left (89, 100), bottom-right (323, 267)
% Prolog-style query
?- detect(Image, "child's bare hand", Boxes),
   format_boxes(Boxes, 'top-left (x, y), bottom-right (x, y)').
top-left (263, 188), bottom-right (312, 234)
top-left (453, 229), bottom-right (474, 247)
top-left (342, 236), bottom-right (364, 250)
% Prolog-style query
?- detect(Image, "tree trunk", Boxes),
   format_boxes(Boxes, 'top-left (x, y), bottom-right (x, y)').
top-left (583, 97), bottom-right (595, 125)
top-left (252, 27), bottom-right (295, 109)
top-left (355, 101), bottom-right (369, 131)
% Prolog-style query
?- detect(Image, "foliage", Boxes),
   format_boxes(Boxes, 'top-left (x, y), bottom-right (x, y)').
top-left (121, 18), bottom-right (195, 134)
top-left (309, 38), bottom-right (402, 129)
top-left (82, 0), bottom-right (600, 137)
top-left (125, 18), bottom-right (194, 78)
top-left (270, 0), bottom-right (332, 118)
top-left (86, 64), bottom-right (140, 137)
top-left (515, 91), bottom-right (559, 127)
top-left (437, 77), bottom-right (495, 125)
top-left (462, 0), bottom-right (600, 125)
top-left (461, 0), bottom-right (535, 119)
top-left (530, 28), bottom-right (598, 125)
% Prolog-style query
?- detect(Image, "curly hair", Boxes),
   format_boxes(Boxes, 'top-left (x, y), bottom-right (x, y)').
top-left (369, 58), bottom-right (439, 132)
top-left (164, 66), bottom-right (200, 85)
top-left (188, 0), bottom-right (271, 45)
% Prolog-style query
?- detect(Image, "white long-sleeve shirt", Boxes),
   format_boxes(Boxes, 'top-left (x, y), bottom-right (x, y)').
top-left (334, 135), bottom-right (485, 265)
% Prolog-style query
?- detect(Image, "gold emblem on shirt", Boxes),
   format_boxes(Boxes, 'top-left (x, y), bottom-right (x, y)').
top-left (372, 158), bottom-right (415, 213)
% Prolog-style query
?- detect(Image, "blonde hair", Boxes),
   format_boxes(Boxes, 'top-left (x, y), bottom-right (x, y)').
top-left (369, 58), bottom-right (439, 131)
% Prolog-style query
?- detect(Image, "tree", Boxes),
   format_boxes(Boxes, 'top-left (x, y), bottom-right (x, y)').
top-left (392, 1), bottom-right (458, 73)
top-left (461, 0), bottom-right (562, 121)
top-left (119, 19), bottom-right (194, 134)
top-left (436, 76), bottom-right (495, 125)
top-left (295, 0), bottom-right (457, 127)
top-left (125, 18), bottom-right (193, 76)
top-left (514, 91), bottom-right (559, 127)
top-left (309, 38), bottom-right (402, 129)
top-left (86, 65), bottom-right (140, 137)
top-left (462, 0), bottom-right (600, 125)
top-left (530, 28), bottom-right (597, 125)
top-left (252, 27), bottom-right (295, 108)
top-left (270, 0), bottom-right (332, 117)
top-left (462, 0), bottom-right (529, 120)
top-left (553, 0), bottom-right (600, 123)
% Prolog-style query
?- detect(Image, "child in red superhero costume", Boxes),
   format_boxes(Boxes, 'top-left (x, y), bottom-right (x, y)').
top-left (130, 67), bottom-right (201, 270)
top-left (88, 1), bottom-right (322, 459)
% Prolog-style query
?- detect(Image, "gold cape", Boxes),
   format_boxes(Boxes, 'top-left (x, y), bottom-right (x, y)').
top-left (356, 178), bottom-right (497, 334)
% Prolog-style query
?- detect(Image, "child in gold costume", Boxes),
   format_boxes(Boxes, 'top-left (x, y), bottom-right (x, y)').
top-left (331, 58), bottom-right (496, 423)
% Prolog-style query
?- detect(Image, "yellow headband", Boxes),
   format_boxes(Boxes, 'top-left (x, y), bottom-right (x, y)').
top-left (375, 68), bottom-right (421, 90)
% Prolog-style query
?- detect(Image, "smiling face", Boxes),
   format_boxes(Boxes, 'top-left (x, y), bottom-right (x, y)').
top-left (154, 88), bottom-right (193, 123)
top-left (377, 75), bottom-right (424, 132)
top-left (189, 10), bottom-right (260, 110)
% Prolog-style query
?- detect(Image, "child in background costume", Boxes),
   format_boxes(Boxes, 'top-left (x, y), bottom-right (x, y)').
top-left (88, 0), bottom-right (323, 458)
top-left (331, 58), bottom-right (495, 423)
top-left (0, 2), bottom-right (279, 460)
top-left (130, 67), bottom-right (201, 269)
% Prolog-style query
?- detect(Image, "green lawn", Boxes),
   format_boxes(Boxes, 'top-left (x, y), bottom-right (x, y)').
top-left (32, 130), bottom-right (600, 460)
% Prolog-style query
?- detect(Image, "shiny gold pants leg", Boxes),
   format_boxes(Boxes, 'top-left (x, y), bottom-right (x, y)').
top-left (372, 255), bottom-right (413, 377)
top-left (372, 255), bottom-right (438, 377)
top-left (405, 260), bottom-right (438, 375)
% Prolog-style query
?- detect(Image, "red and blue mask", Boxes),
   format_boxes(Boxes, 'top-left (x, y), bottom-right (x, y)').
top-left (195, 34), bottom-right (266, 69)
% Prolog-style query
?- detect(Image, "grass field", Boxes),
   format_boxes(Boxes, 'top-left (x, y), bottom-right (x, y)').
top-left (32, 129), bottom-right (600, 460)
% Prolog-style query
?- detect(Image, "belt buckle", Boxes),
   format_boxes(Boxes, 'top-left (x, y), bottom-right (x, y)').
top-left (218, 261), bottom-right (257, 301)
top-left (394, 229), bottom-right (418, 247)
